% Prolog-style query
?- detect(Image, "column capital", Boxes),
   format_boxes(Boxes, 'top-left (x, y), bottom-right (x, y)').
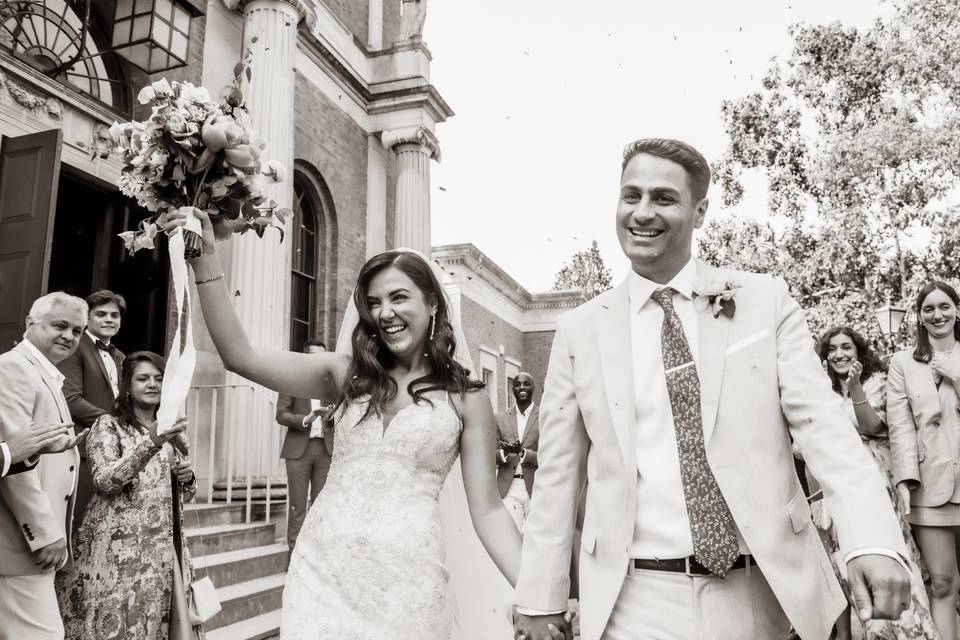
top-left (380, 126), bottom-right (441, 161)
top-left (222, 0), bottom-right (316, 30)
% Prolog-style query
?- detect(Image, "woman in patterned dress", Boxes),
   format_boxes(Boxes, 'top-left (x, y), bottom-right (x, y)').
top-left (804, 327), bottom-right (938, 640)
top-left (57, 351), bottom-right (204, 640)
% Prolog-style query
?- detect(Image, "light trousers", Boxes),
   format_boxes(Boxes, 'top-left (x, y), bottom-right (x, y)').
top-left (602, 565), bottom-right (791, 640)
top-left (0, 573), bottom-right (64, 639)
top-left (503, 478), bottom-right (531, 534)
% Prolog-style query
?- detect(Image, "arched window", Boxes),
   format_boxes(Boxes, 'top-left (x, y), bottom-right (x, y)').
top-left (0, 0), bottom-right (130, 111)
top-left (290, 176), bottom-right (319, 351)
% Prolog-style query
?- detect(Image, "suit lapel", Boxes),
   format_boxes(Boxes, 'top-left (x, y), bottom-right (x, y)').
top-left (597, 282), bottom-right (637, 475)
top-left (501, 407), bottom-right (520, 442)
top-left (14, 342), bottom-right (71, 423)
top-left (694, 262), bottom-right (732, 443)
top-left (520, 406), bottom-right (539, 448)
top-left (83, 334), bottom-right (112, 387)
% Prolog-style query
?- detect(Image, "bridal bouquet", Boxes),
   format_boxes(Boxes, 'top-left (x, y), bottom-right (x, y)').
top-left (111, 44), bottom-right (288, 257)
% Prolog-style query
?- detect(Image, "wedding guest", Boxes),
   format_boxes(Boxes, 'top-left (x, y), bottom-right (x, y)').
top-left (811, 327), bottom-right (938, 639)
top-left (888, 280), bottom-right (960, 639)
top-left (58, 351), bottom-right (204, 640)
top-left (0, 292), bottom-right (86, 639)
top-left (496, 373), bottom-right (540, 533)
top-left (58, 289), bottom-right (126, 538)
top-left (276, 339), bottom-right (334, 551)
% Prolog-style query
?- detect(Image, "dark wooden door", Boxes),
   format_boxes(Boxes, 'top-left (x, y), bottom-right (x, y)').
top-left (0, 129), bottom-right (63, 351)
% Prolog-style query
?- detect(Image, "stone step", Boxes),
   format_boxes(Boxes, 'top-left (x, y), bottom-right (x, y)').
top-left (193, 543), bottom-right (288, 588)
top-left (206, 609), bottom-right (280, 640)
top-left (205, 573), bottom-right (285, 631)
top-left (183, 501), bottom-right (286, 528)
top-left (186, 522), bottom-right (277, 556)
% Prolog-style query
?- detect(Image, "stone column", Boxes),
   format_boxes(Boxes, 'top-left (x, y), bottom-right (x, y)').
top-left (381, 126), bottom-right (440, 254)
top-left (216, 0), bottom-right (306, 488)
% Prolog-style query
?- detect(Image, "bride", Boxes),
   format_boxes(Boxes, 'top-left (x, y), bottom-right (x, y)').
top-left (158, 210), bottom-right (566, 639)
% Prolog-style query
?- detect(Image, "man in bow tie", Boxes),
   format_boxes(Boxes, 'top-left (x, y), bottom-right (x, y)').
top-left (57, 289), bottom-right (126, 537)
top-left (514, 138), bottom-right (910, 640)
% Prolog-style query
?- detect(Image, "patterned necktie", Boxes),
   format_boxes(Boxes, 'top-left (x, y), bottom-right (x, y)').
top-left (651, 287), bottom-right (739, 577)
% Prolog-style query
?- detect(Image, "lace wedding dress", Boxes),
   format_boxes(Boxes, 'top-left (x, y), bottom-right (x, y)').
top-left (281, 394), bottom-right (461, 639)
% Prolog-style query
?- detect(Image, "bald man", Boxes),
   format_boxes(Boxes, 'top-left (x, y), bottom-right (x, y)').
top-left (495, 373), bottom-right (540, 533)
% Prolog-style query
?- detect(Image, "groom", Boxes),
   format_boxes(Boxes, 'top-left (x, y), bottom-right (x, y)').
top-left (514, 138), bottom-right (909, 640)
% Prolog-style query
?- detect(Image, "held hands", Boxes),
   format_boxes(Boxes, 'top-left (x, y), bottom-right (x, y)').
top-left (514, 611), bottom-right (574, 640)
top-left (33, 537), bottom-right (67, 571)
top-left (148, 417), bottom-right (188, 447)
top-left (5, 422), bottom-right (73, 463)
top-left (846, 554), bottom-right (911, 622)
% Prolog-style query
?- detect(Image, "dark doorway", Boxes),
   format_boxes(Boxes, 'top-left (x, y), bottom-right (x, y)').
top-left (48, 170), bottom-right (169, 355)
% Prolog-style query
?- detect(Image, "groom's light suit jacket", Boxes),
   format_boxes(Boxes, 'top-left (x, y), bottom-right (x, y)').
top-left (516, 263), bottom-right (905, 640)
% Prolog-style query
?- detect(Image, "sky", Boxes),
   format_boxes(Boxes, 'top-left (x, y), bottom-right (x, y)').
top-left (424, 0), bottom-right (892, 292)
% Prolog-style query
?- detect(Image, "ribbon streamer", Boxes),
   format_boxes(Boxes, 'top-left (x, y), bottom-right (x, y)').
top-left (156, 209), bottom-right (201, 435)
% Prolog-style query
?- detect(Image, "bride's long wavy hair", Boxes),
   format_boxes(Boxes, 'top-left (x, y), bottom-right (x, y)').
top-left (341, 251), bottom-right (483, 420)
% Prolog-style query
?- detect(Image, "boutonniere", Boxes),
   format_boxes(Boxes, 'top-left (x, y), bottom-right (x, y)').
top-left (692, 276), bottom-right (740, 319)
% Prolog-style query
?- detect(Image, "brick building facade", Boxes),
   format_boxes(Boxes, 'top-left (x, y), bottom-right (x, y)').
top-left (434, 244), bottom-right (586, 411)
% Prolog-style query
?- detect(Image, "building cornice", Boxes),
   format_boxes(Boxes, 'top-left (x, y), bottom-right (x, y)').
top-left (288, 0), bottom-right (453, 133)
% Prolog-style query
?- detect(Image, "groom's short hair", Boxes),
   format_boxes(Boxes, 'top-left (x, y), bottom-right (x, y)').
top-left (621, 138), bottom-right (711, 202)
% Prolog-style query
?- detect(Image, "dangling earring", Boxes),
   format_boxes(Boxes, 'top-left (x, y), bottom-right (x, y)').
top-left (429, 311), bottom-right (437, 341)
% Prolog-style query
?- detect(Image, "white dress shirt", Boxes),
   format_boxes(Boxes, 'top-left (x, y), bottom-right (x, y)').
top-left (628, 259), bottom-right (712, 558)
top-left (87, 331), bottom-right (119, 398)
top-left (307, 398), bottom-right (326, 438)
top-left (516, 403), bottom-right (534, 443)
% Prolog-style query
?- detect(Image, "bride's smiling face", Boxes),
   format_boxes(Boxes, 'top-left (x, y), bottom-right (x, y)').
top-left (366, 266), bottom-right (436, 359)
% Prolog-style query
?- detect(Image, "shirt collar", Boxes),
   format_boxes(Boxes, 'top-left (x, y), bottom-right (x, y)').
top-left (627, 258), bottom-right (697, 313)
top-left (87, 330), bottom-right (109, 347)
top-left (22, 339), bottom-right (66, 385)
top-left (517, 403), bottom-right (534, 418)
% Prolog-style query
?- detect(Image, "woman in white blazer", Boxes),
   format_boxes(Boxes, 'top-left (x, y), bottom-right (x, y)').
top-left (888, 280), bottom-right (960, 639)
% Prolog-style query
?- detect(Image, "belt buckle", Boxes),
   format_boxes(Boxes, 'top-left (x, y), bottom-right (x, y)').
top-left (684, 556), bottom-right (696, 577)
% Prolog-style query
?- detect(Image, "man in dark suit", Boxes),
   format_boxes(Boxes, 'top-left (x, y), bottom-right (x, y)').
top-left (57, 290), bottom-right (125, 537)
top-left (495, 372), bottom-right (540, 533)
top-left (276, 339), bottom-right (334, 551)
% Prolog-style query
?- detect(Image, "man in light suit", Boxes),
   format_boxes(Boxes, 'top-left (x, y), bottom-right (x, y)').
top-left (514, 139), bottom-right (910, 640)
top-left (0, 292), bottom-right (87, 639)
top-left (58, 289), bottom-right (125, 537)
top-left (276, 339), bottom-right (334, 551)
top-left (496, 373), bottom-right (540, 533)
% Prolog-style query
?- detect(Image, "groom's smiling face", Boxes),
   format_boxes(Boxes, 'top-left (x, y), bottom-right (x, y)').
top-left (616, 153), bottom-right (708, 282)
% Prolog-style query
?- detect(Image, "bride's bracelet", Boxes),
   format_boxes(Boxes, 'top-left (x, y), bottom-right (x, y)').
top-left (196, 272), bottom-right (225, 285)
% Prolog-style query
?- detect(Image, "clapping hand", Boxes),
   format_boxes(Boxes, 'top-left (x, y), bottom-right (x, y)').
top-left (304, 404), bottom-right (335, 427)
top-left (5, 422), bottom-right (73, 463)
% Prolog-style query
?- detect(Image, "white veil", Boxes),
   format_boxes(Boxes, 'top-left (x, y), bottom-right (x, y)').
top-left (335, 248), bottom-right (514, 640)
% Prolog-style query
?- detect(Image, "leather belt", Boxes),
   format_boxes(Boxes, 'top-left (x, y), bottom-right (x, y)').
top-left (632, 554), bottom-right (751, 577)
top-left (513, 473), bottom-right (524, 479)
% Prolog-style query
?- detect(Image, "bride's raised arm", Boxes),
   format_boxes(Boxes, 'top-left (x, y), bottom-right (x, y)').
top-left (158, 208), bottom-right (349, 399)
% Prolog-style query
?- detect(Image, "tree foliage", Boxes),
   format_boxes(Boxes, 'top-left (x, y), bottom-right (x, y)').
top-left (702, 0), bottom-right (960, 352)
top-left (553, 240), bottom-right (613, 300)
